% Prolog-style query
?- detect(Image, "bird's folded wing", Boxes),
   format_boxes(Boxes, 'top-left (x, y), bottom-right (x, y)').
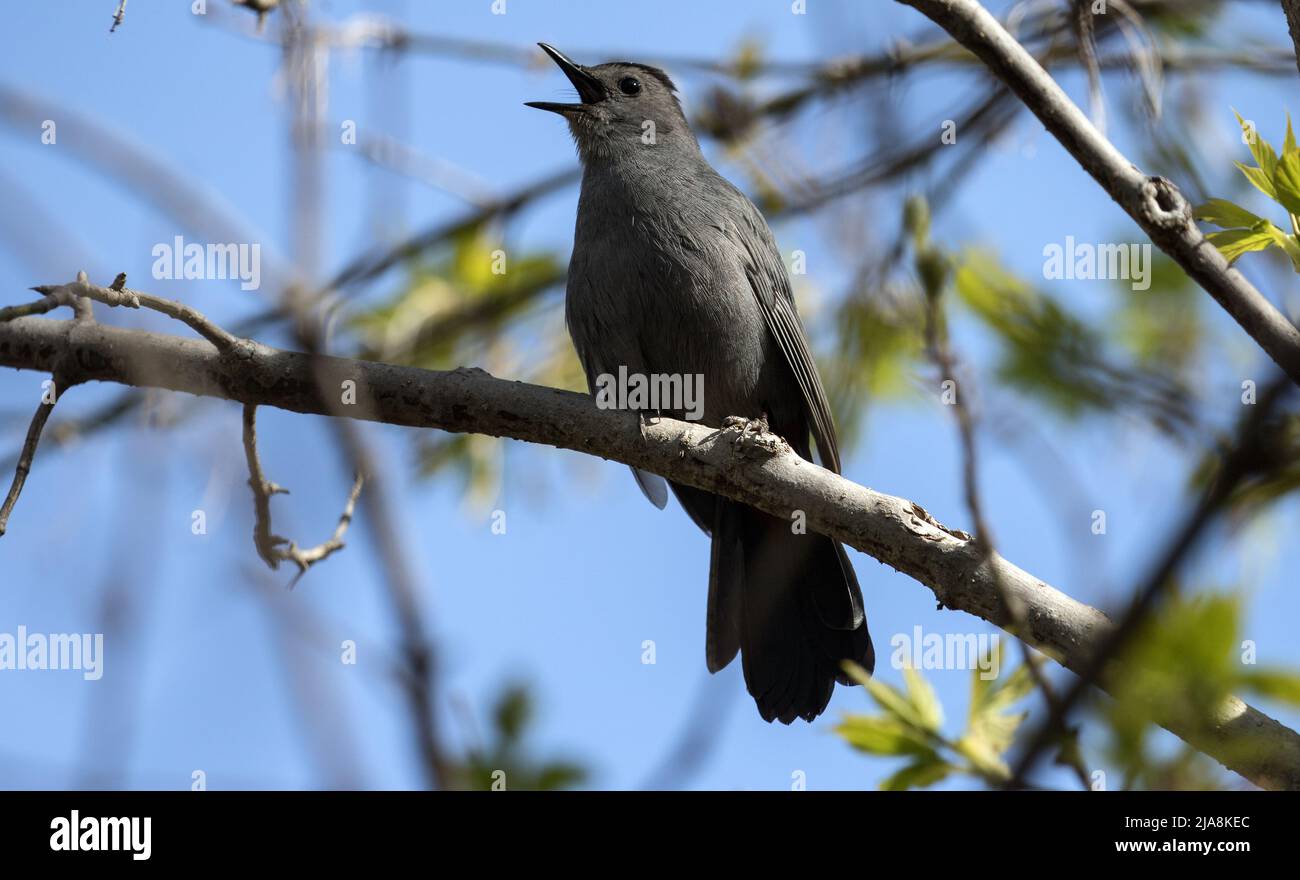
top-left (734, 206), bottom-right (842, 475)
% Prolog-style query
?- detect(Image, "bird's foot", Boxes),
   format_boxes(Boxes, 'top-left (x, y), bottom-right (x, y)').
top-left (721, 414), bottom-right (769, 438)
top-left (710, 415), bottom-right (785, 457)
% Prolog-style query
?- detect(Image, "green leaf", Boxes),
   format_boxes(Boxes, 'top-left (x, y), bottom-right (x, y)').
top-left (1241, 670), bottom-right (1300, 706)
top-left (1235, 110), bottom-right (1278, 179)
top-left (1205, 227), bottom-right (1277, 264)
top-left (534, 762), bottom-right (588, 791)
top-left (1104, 594), bottom-right (1242, 785)
top-left (1053, 727), bottom-right (1084, 773)
top-left (968, 641), bottom-right (1007, 722)
top-left (903, 665), bottom-right (944, 732)
top-left (835, 715), bottom-right (936, 757)
top-left (968, 708), bottom-right (1029, 759)
top-left (1236, 161), bottom-right (1278, 200)
top-left (982, 662), bottom-right (1035, 716)
top-left (1273, 150), bottom-right (1300, 217)
top-left (1285, 113), bottom-right (1297, 156)
top-left (1193, 198), bottom-right (1265, 230)
top-left (1258, 221), bottom-right (1300, 272)
top-left (494, 685), bottom-right (533, 742)
top-left (880, 755), bottom-right (956, 791)
top-left (903, 195), bottom-right (931, 248)
top-left (955, 718), bottom-right (1022, 781)
top-left (842, 661), bottom-right (931, 731)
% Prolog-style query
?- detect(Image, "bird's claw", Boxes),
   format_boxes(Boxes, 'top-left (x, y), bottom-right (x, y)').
top-left (703, 415), bottom-right (782, 457)
top-left (637, 411), bottom-right (662, 439)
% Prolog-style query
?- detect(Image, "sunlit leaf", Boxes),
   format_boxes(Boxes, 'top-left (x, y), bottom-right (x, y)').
top-left (1241, 669), bottom-right (1300, 706)
top-left (1235, 161), bottom-right (1277, 200)
top-left (835, 715), bottom-right (937, 757)
top-left (1193, 198), bottom-right (1265, 230)
top-left (1234, 110), bottom-right (1278, 180)
top-left (1272, 150), bottom-right (1300, 217)
top-left (1204, 227), bottom-right (1276, 264)
top-left (1258, 221), bottom-right (1300, 272)
top-left (842, 661), bottom-right (932, 731)
top-left (903, 665), bottom-right (944, 732)
top-left (880, 755), bottom-right (956, 791)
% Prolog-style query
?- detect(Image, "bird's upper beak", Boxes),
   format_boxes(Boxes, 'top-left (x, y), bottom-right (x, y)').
top-left (525, 43), bottom-right (606, 115)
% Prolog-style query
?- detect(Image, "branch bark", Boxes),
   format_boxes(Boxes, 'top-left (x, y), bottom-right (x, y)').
top-left (898, 0), bottom-right (1300, 388)
top-left (1283, 0), bottom-right (1300, 79)
top-left (2, 313), bottom-right (1298, 788)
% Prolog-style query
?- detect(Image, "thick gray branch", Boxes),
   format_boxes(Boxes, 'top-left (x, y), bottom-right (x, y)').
top-left (898, 0), bottom-right (1300, 387)
top-left (1, 313), bottom-right (1298, 788)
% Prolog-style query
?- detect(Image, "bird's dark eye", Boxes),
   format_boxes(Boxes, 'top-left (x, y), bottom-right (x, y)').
top-left (618, 76), bottom-right (642, 96)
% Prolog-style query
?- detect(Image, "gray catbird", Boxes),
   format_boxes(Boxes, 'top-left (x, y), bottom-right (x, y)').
top-left (528, 44), bottom-right (873, 723)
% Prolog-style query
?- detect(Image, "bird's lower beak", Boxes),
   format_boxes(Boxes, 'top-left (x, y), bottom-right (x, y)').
top-left (525, 43), bottom-right (605, 115)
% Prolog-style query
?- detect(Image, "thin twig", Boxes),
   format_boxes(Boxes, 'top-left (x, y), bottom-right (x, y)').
top-left (110, 0), bottom-right (127, 33)
top-left (0, 295), bottom-right (66, 323)
top-left (919, 239), bottom-right (1091, 790)
top-left (31, 271), bottom-right (246, 354)
top-left (0, 376), bottom-right (73, 536)
top-left (241, 403), bottom-right (364, 587)
top-left (1072, 0), bottom-right (1105, 136)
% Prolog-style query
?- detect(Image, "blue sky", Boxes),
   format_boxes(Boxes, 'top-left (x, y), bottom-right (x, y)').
top-left (0, 0), bottom-right (1298, 790)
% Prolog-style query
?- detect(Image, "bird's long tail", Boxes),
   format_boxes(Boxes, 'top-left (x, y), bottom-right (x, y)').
top-left (706, 499), bottom-right (874, 723)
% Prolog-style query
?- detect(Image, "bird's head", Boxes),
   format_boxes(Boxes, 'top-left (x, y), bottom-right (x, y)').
top-left (526, 43), bottom-right (695, 163)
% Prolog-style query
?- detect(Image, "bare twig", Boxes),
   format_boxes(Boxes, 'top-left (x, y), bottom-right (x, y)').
top-left (918, 232), bottom-right (1091, 790)
top-left (110, 0), bottom-right (127, 33)
top-left (1072, 0), bottom-right (1105, 135)
top-left (0, 375), bottom-right (73, 536)
top-left (0, 294), bottom-right (67, 323)
top-left (241, 403), bottom-right (364, 587)
top-left (31, 271), bottom-right (247, 354)
top-left (898, 0), bottom-right (1300, 387)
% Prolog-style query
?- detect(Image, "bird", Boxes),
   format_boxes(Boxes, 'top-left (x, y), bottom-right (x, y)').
top-left (527, 43), bottom-right (873, 723)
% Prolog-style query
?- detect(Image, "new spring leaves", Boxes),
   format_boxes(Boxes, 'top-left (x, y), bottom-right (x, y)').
top-left (1196, 114), bottom-right (1300, 271)
top-left (836, 641), bottom-right (1034, 791)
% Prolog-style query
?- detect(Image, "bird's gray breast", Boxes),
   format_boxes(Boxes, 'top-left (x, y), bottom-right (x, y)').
top-left (565, 166), bottom-right (774, 425)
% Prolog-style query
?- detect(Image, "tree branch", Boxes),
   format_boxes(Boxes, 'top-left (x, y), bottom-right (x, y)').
top-left (897, 0), bottom-right (1300, 388)
top-left (1283, 0), bottom-right (1300, 79)
top-left (2, 312), bottom-right (1299, 788)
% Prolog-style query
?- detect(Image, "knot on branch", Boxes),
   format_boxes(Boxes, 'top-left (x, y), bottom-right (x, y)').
top-left (1137, 175), bottom-right (1193, 232)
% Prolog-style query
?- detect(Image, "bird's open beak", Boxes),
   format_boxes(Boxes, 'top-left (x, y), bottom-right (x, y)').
top-left (525, 43), bottom-right (605, 115)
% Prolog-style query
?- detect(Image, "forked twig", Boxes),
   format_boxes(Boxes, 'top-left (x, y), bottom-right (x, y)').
top-left (242, 403), bottom-right (364, 587)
